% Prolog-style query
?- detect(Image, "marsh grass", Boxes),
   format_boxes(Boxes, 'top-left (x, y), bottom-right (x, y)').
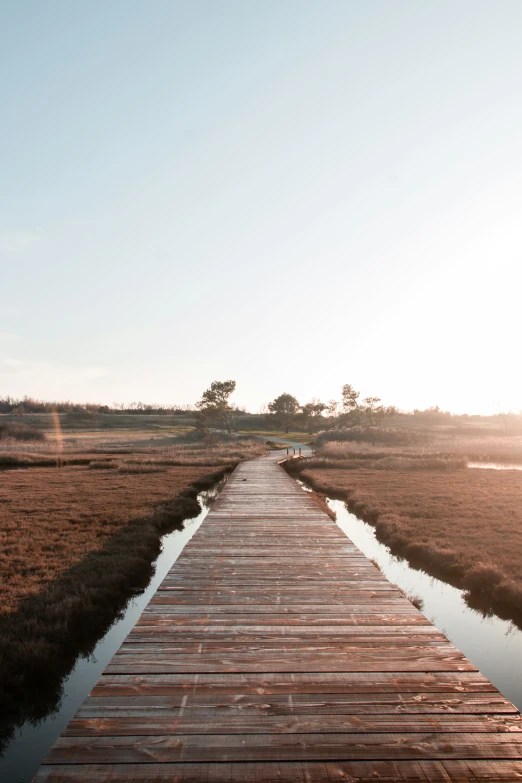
top-left (404, 591), bottom-right (424, 611)
top-left (117, 463), bottom-right (168, 474)
top-left (88, 459), bottom-right (119, 470)
top-left (316, 433), bottom-right (522, 466)
top-left (0, 464), bottom-right (221, 614)
top-left (0, 466), bottom-right (229, 750)
top-left (0, 428), bottom-right (267, 747)
top-left (317, 426), bottom-right (425, 447)
top-left (289, 463), bottom-right (522, 629)
top-left (296, 442), bottom-right (468, 471)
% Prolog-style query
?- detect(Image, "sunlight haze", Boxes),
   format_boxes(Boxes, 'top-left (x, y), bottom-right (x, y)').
top-left (1, 0), bottom-right (521, 414)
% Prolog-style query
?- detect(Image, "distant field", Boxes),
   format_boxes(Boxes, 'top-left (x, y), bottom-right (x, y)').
top-left (0, 411), bottom-right (197, 432)
top-left (238, 429), bottom-right (316, 446)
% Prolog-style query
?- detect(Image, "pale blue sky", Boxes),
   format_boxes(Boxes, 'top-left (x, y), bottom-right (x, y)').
top-left (1, 0), bottom-right (521, 413)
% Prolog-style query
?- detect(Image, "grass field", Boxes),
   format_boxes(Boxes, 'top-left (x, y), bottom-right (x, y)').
top-left (238, 429), bottom-right (317, 445)
top-left (286, 432), bottom-right (522, 628)
top-left (0, 464), bottom-right (218, 614)
top-left (0, 428), bottom-right (265, 747)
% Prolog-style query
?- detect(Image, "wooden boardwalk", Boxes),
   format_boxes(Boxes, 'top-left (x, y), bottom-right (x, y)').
top-left (35, 455), bottom-right (522, 781)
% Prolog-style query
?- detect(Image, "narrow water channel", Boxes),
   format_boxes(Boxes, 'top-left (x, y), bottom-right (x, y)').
top-left (0, 479), bottom-right (226, 783)
top-left (469, 461), bottom-right (522, 470)
top-left (323, 492), bottom-right (522, 711)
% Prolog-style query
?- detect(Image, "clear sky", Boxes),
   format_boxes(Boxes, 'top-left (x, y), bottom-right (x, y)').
top-left (1, 0), bottom-right (521, 414)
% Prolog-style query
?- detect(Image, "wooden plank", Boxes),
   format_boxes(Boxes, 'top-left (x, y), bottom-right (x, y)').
top-left (63, 713), bottom-right (522, 736)
top-left (78, 692), bottom-right (519, 716)
top-left (32, 760), bottom-right (522, 782)
top-left (91, 671), bottom-right (498, 695)
top-left (137, 611), bottom-right (431, 624)
top-left (45, 732), bottom-right (522, 763)
top-left (126, 626), bottom-right (446, 643)
top-left (150, 599), bottom-right (416, 608)
top-left (141, 605), bottom-right (424, 616)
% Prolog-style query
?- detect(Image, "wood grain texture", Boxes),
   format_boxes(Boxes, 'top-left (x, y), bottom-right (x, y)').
top-left (33, 454), bottom-right (522, 781)
top-left (31, 761), bottom-right (522, 782)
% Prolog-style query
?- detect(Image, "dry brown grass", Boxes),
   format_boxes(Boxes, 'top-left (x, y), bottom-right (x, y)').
top-left (298, 466), bottom-right (522, 625)
top-left (0, 464), bottom-right (215, 615)
top-left (0, 431), bottom-right (265, 464)
top-left (0, 430), bottom-right (265, 746)
top-left (315, 434), bottom-right (522, 466)
top-left (0, 432), bottom-right (265, 615)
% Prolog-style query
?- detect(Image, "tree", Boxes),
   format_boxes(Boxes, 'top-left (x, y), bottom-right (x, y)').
top-left (300, 399), bottom-right (328, 432)
top-left (196, 380), bottom-right (236, 434)
top-left (361, 396), bottom-right (381, 425)
top-left (326, 399), bottom-right (339, 417)
top-left (267, 393), bottom-right (300, 433)
top-left (342, 384), bottom-right (360, 412)
top-left (337, 384), bottom-right (397, 427)
top-left (360, 397), bottom-right (398, 425)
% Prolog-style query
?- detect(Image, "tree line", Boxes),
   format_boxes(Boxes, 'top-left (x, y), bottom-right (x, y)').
top-left (0, 397), bottom-right (191, 415)
top-left (195, 380), bottom-right (398, 434)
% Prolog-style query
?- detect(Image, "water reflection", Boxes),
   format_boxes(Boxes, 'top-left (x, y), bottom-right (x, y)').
top-left (468, 461), bottom-right (522, 470)
top-left (0, 479), bottom-right (225, 783)
top-left (327, 496), bottom-right (522, 711)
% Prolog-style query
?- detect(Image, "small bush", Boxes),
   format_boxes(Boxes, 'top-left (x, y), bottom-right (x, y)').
top-left (0, 423), bottom-right (46, 442)
top-left (88, 460), bottom-right (119, 470)
top-left (463, 563), bottom-right (504, 593)
top-left (118, 462), bottom-right (168, 474)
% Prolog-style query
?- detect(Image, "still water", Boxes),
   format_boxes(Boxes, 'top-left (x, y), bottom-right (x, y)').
top-left (326, 494), bottom-right (522, 711)
top-left (469, 461), bottom-right (522, 470)
top-left (0, 481), bottom-right (225, 783)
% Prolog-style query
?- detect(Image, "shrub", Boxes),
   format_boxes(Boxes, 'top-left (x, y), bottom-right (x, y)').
top-left (463, 563), bottom-right (504, 593)
top-left (118, 463), bottom-right (168, 474)
top-left (88, 460), bottom-right (119, 470)
top-left (0, 423), bottom-right (46, 442)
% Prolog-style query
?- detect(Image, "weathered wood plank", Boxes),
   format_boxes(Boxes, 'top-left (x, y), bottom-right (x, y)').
top-left (78, 692), bottom-right (518, 716)
top-left (126, 627), bottom-right (446, 644)
top-left (138, 611), bottom-right (430, 624)
top-left (46, 732), bottom-right (522, 763)
top-left (63, 713), bottom-right (522, 736)
top-left (142, 605), bottom-right (423, 616)
top-left (90, 671), bottom-right (499, 695)
top-left (32, 760), bottom-right (522, 782)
